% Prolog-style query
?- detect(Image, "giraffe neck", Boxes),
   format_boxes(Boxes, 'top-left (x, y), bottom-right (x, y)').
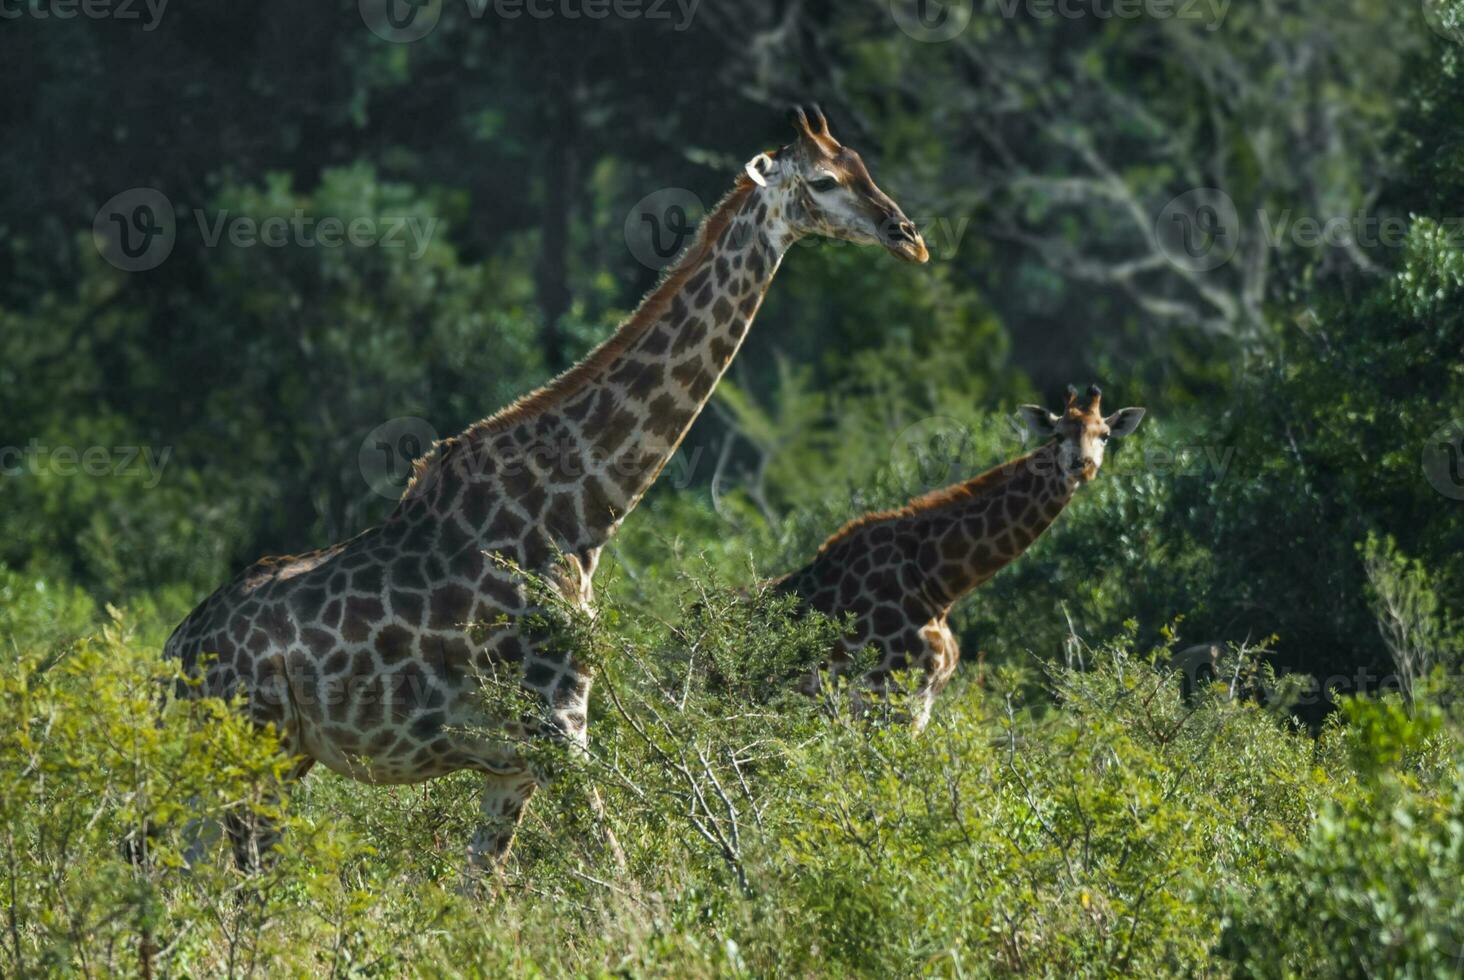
top-left (907, 441), bottom-right (1076, 609)
top-left (401, 174), bottom-right (799, 566)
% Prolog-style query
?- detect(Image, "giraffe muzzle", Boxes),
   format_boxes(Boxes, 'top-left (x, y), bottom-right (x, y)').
top-left (881, 216), bottom-right (929, 263)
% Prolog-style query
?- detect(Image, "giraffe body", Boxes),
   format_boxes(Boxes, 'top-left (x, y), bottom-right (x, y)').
top-left (162, 107), bottom-right (927, 870)
top-left (773, 386), bottom-right (1146, 729)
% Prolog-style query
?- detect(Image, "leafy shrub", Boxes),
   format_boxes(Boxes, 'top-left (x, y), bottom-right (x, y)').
top-left (4, 569), bottom-right (1463, 976)
top-left (1219, 697), bottom-right (1464, 978)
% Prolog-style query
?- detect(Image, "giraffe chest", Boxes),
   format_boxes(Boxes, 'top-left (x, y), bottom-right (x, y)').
top-left (855, 611), bottom-right (957, 683)
top-left (919, 619), bottom-right (961, 692)
top-left (281, 610), bottom-right (595, 785)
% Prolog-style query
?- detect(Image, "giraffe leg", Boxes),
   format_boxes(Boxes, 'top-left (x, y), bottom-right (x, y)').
top-left (223, 757), bottom-right (315, 873)
top-left (910, 686), bottom-right (937, 734)
top-left (555, 711), bottom-right (629, 874)
top-left (586, 783), bottom-right (629, 874)
top-left (466, 772), bottom-right (538, 878)
top-left (224, 807), bottom-right (280, 873)
top-left (177, 799), bottom-right (224, 867)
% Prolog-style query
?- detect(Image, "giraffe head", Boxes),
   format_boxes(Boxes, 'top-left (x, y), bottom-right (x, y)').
top-left (744, 104), bottom-right (929, 263)
top-left (1018, 384), bottom-right (1146, 484)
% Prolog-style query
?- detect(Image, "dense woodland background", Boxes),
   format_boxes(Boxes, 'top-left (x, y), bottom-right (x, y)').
top-left (4, 0), bottom-right (1462, 683)
top-left (4, 1), bottom-right (1464, 975)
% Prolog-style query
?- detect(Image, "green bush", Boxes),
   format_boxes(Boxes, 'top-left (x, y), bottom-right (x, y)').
top-left (4, 568), bottom-right (1463, 976)
top-left (1219, 697), bottom-right (1464, 978)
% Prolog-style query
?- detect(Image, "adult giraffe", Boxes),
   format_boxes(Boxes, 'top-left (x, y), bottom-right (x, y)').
top-left (770, 385), bottom-right (1145, 730)
top-left (161, 106), bottom-right (927, 873)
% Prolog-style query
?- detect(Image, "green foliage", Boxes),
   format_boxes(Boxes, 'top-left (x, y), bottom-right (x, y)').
top-left (0, 605), bottom-right (300, 974)
top-left (1, 165), bottom-right (541, 601)
top-left (967, 208), bottom-right (1464, 688)
top-left (1360, 533), bottom-right (1461, 704)
top-left (1168, 212), bottom-right (1464, 679)
top-left (4, 3), bottom-right (1464, 975)
top-left (0, 567), bottom-right (97, 656)
top-left (1219, 697), bottom-right (1464, 978)
top-left (7, 575), bottom-right (1464, 976)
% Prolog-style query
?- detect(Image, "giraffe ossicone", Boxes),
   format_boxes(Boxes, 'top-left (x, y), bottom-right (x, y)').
top-left (771, 385), bottom-right (1146, 730)
top-left (160, 105), bottom-right (927, 875)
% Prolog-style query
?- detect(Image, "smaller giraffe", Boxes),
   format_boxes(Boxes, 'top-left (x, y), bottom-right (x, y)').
top-left (770, 385), bottom-right (1146, 729)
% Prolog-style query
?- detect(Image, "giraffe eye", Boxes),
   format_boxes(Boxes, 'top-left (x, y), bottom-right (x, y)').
top-left (808, 176), bottom-right (840, 192)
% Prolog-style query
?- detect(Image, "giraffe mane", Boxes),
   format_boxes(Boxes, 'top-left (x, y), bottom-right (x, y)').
top-left (813, 443), bottom-right (1053, 556)
top-left (402, 169), bottom-right (764, 499)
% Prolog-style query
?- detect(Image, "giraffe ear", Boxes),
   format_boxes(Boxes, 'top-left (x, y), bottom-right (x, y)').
top-left (1105, 407), bottom-right (1147, 438)
top-left (1017, 405), bottom-right (1059, 437)
top-left (744, 152), bottom-right (781, 188)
